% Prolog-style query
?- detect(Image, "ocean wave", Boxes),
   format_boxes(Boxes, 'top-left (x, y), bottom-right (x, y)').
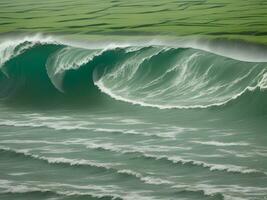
top-left (0, 179), bottom-right (123, 200)
top-left (172, 183), bottom-right (267, 200)
top-left (172, 185), bottom-right (224, 200)
top-left (0, 34), bottom-right (267, 113)
top-left (142, 154), bottom-right (266, 175)
top-left (0, 146), bottom-right (117, 170)
top-left (118, 169), bottom-right (173, 185)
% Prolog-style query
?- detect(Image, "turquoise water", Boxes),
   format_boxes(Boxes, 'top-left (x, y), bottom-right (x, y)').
top-left (0, 35), bottom-right (267, 200)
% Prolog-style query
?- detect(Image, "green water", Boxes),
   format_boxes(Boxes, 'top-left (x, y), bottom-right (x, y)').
top-left (1, 0), bottom-right (267, 43)
top-left (0, 1), bottom-right (267, 200)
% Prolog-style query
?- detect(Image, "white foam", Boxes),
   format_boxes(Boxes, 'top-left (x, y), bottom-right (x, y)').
top-left (8, 172), bottom-right (31, 176)
top-left (192, 141), bottom-right (250, 147)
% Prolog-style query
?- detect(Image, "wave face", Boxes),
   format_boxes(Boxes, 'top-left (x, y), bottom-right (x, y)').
top-left (0, 35), bottom-right (267, 113)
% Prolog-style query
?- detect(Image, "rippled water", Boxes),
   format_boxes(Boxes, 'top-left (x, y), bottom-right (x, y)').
top-left (1, 0), bottom-right (267, 42)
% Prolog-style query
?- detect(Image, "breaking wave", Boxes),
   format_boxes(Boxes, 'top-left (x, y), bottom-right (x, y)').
top-left (0, 35), bottom-right (267, 115)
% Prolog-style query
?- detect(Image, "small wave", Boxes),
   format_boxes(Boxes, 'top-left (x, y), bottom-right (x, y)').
top-left (172, 185), bottom-right (224, 200)
top-left (0, 138), bottom-right (190, 159)
top-left (84, 140), bottom-right (188, 154)
top-left (0, 146), bottom-right (174, 187)
top-left (172, 183), bottom-right (267, 200)
top-left (0, 146), bottom-right (117, 170)
top-left (0, 186), bottom-right (55, 196)
top-left (0, 118), bottom-right (176, 138)
top-left (0, 119), bottom-right (90, 130)
top-left (118, 169), bottom-right (173, 185)
top-left (0, 180), bottom-right (123, 200)
top-left (8, 172), bottom-right (31, 176)
top-left (218, 149), bottom-right (252, 158)
top-left (142, 154), bottom-right (265, 175)
top-left (0, 142), bottom-right (263, 176)
top-left (192, 141), bottom-right (250, 146)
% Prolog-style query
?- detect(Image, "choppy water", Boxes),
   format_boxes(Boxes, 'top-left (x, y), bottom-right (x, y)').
top-left (0, 34), bottom-right (267, 200)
